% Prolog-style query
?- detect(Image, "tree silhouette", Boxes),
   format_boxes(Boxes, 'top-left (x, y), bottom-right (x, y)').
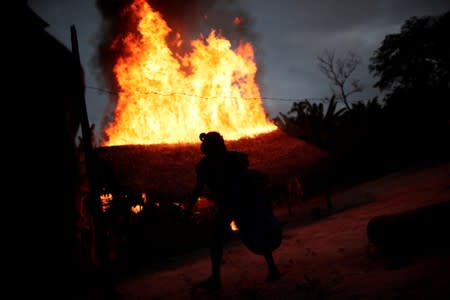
top-left (369, 11), bottom-right (450, 94)
top-left (368, 10), bottom-right (450, 163)
top-left (274, 95), bottom-right (345, 150)
top-left (317, 50), bottom-right (363, 110)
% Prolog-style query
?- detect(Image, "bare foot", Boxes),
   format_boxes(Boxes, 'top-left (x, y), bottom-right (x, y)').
top-left (191, 277), bottom-right (221, 291)
top-left (266, 270), bottom-right (282, 282)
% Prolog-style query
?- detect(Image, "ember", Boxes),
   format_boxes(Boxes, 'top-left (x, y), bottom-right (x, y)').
top-left (230, 220), bottom-right (239, 231)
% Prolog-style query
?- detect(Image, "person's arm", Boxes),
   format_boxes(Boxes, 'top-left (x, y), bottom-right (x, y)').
top-left (186, 160), bottom-right (205, 216)
top-left (186, 179), bottom-right (204, 214)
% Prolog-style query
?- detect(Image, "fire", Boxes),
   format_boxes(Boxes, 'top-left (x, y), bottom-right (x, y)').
top-left (230, 220), bottom-right (239, 231)
top-left (103, 0), bottom-right (276, 146)
top-left (233, 16), bottom-right (243, 25)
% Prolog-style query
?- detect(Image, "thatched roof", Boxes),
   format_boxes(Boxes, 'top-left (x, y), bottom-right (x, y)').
top-left (94, 129), bottom-right (330, 201)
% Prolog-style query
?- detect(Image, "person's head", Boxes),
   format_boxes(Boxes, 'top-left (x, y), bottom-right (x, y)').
top-left (199, 131), bottom-right (226, 155)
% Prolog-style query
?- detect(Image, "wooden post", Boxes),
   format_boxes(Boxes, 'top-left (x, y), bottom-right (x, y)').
top-left (70, 25), bottom-right (109, 275)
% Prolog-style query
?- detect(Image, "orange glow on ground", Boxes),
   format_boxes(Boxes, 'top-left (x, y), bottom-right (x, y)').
top-left (103, 0), bottom-right (276, 146)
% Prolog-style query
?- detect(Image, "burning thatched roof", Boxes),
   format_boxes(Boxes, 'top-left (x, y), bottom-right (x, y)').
top-left (94, 129), bottom-right (329, 201)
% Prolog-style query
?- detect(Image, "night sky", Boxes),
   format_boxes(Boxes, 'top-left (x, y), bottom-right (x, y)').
top-left (27, 0), bottom-right (450, 141)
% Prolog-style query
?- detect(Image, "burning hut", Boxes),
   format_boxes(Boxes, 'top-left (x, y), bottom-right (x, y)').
top-left (93, 129), bottom-right (329, 265)
top-left (95, 129), bottom-right (328, 207)
top-left (91, 0), bottom-right (333, 216)
top-left (90, 0), bottom-right (332, 263)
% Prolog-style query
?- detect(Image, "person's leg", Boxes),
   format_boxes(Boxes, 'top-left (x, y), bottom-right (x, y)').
top-left (208, 238), bottom-right (223, 284)
top-left (263, 252), bottom-right (281, 281)
top-left (194, 210), bottom-right (227, 289)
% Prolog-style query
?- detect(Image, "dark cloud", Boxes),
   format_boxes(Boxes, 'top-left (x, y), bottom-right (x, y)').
top-left (26, 0), bottom-right (450, 135)
top-left (247, 0), bottom-right (449, 33)
top-left (237, 0), bottom-right (450, 116)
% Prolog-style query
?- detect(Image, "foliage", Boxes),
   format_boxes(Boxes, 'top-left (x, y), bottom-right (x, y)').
top-left (278, 10), bottom-right (450, 178)
top-left (369, 11), bottom-right (450, 94)
top-left (368, 10), bottom-right (450, 163)
top-left (276, 95), bottom-right (391, 182)
top-left (333, 98), bottom-right (386, 168)
top-left (274, 95), bottom-right (346, 150)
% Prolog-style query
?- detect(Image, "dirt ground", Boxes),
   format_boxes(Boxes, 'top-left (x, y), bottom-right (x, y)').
top-left (105, 160), bottom-right (450, 300)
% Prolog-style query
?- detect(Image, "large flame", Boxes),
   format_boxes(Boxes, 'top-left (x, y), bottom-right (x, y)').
top-left (103, 0), bottom-right (276, 146)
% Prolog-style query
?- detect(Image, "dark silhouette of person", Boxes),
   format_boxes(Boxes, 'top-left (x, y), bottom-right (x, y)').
top-left (186, 131), bottom-right (281, 291)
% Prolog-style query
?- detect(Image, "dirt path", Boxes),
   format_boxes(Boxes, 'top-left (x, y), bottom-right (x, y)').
top-left (112, 161), bottom-right (450, 300)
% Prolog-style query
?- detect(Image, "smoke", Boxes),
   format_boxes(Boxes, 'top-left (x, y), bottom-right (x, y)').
top-left (93, 0), bottom-right (260, 131)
